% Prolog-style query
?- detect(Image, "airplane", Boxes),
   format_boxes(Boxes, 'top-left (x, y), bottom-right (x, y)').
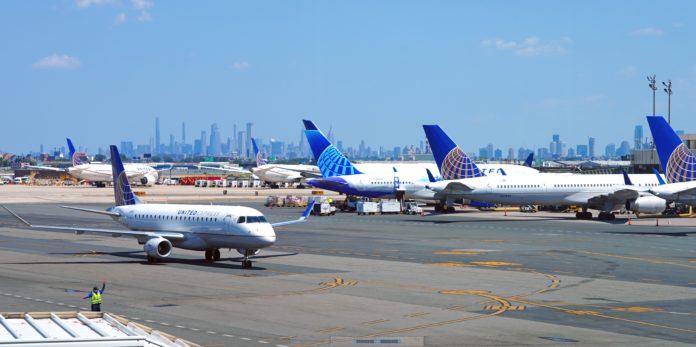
top-left (302, 120), bottom-right (539, 204)
top-left (423, 124), bottom-right (668, 220)
top-left (203, 138), bottom-right (320, 188)
top-left (644, 115), bottom-right (696, 204)
top-left (3, 145), bottom-right (315, 269)
top-left (28, 138), bottom-right (160, 187)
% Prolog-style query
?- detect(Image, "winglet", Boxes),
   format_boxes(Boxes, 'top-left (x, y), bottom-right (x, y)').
top-left (303, 124), bottom-right (363, 177)
top-left (422, 125), bottom-right (483, 180)
top-left (426, 168), bottom-right (438, 183)
top-left (1, 205), bottom-right (32, 227)
top-left (271, 200), bottom-right (317, 228)
top-left (302, 200), bottom-right (316, 219)
top-left (524, 152), bottom-right (534, 167)
top-left (622, 169), bottom-right (633, 185)
top-left (110, 145), bottom-right (139, 206)
top-left (652, 168), bottom-right (666, 185)
top-left (646, 115), bottom-right (696, 183)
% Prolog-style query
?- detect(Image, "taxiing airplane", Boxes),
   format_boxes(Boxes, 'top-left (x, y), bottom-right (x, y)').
top-left (302, 120), bottom-right (539, 202)
top-left (4, 145), bottom-right (315, 268)
top-left (423, 124), bottom-right (667, 220)
top-left (29, 138), bottom-right (160, 186)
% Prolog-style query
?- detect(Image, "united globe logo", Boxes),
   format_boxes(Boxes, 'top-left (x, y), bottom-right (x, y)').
top-left (666, 143), bottom-right (696, 183)
top-left (317, 146), bottom-right (361, 177)
top-left (115, 171), bottom-right (135, 206)
top-left (440, 147), bottom-right (482, 180)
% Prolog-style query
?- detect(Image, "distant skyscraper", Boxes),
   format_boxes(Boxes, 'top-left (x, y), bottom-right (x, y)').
top-left (245, 122), bottom-right (253, 158)
top-left (588, 137), bottom-right (596, 159)
top-left (169, 134), bottom-right (175, 155)
top-left (576, 144), bottom-right (588, 158)
top-left (232, 124), bottom-right (237, 153)
top-left (155, 117), bottom-right (161, 155)
top-left (200, 131), bottom-right (207, 156)
top-left (507, 148), bottom-right (515, 160)
top-left (634, 125), bottom-right (643, 150)
top-left (181, 122), bottom-right (186, 145)
top-left (209, 123), bottom-right (221, 156)
top-left (237, 131), bottom-right (244, 157)
top-left (605, 143), bottom-right (616, 159)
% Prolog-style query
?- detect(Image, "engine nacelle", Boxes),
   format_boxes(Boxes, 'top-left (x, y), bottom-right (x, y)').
top-left (237, 249), bottom-right (260, 257)
top-left (630, 196), bottom-right (667, 214)
top-left (140, 174), bottom-right (157, 185)
top-left (144, 237), bottom-right (172, 259)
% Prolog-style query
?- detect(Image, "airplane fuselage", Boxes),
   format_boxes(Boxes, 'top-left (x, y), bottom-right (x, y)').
top-left (68, 164), bottom-right (158, 184)
top-left (111, 204), bottom-right (276, 251)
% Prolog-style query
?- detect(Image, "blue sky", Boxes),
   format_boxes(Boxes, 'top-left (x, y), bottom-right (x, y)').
top-left (2, 0), bottom-right (696, 154)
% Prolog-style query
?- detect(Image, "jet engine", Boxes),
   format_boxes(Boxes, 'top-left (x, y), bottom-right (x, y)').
top-left (140, 174), bottom-right (157, 186)
top-left (630, 196), bottom-right (667, 214)
top-left (144, 237), bottom-right (172, 259)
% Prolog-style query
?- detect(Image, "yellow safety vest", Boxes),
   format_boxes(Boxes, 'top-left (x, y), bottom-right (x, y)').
top-left (91, 292), bottom-right (102, 305)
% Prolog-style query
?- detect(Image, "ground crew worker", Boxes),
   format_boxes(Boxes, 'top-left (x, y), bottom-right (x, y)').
top-left (84, 281), bottom-right (106, 312)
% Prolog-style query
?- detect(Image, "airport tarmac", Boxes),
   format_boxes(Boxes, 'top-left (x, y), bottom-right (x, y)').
top-left (0, 186), bottom-right (695, 346)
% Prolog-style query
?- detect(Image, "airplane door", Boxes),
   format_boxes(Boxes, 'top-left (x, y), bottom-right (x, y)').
top-left (224, 214), bottom-right (233, 232)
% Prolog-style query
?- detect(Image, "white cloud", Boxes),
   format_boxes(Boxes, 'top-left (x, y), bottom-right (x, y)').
top-left (75, 0), bottom-right (115, 8)
top-left (232, 62), bottom-right (250, 70)
top-left (32, 54), bottom-right (81, 70)
top-left (113, 12), bottom-right (127, 24)
top-left (631, 27), bottom-right (664, 37)
top-left (131, 0), bottom-right (153, 10)
top-left (136, 11), bottom-right (152, 22)
top-left (480, 36), bottom-right (571, 57)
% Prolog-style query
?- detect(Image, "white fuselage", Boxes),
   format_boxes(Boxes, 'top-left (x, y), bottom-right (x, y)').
top-left (430, 173), bottom-right (665, 211)
top-left (111, 204), bottom-right (275, 251)
top-left (309, 163), bottom-right (539, 199)
top-left (252, 164), bottom-right (320, 183)
top-left (68, 164), bottom-right (158, 184)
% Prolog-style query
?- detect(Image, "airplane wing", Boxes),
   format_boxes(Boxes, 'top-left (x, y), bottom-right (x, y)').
top-left (24, 165), bottom-right (67, 172)
top-left (2, 205), bottom-right (185, 241)
top-left (271, 201), bottom-right (316, 228)
top-left (582, 188), bottom-right (641, 209)
top-left (198, 165), bottom-right (250, 175)
top-left (61, 205), bottom-right (121, 217)
top-left (435, 181), bottom-right (475, 195)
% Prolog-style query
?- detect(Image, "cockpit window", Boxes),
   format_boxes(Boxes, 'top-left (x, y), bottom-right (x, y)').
top-left (247, 216), bottom-right (260, 223)
top-left (236, 216), bottom-right (246, 223)
top-left (258, 216), bottom-right (268, 223)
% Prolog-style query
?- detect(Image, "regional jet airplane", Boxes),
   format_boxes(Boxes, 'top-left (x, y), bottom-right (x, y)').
top-left (4, 145), bottom-right (314, 268)
top-left (29, 138), bottom-right (160, 186)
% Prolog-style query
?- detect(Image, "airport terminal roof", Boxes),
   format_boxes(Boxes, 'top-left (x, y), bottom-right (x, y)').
top-left (0, 312), bottom-right (199, 347)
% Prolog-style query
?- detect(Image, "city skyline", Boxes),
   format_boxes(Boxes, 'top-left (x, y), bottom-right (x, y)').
top-left (3, 2), bottom-right (696, 154)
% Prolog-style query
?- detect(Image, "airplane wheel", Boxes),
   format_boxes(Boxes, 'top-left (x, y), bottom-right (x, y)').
top-left (147, 256), bottom-right (155, 263)
top-left (213, 249), bottom-right (221, 261)
top-left (204, 250), bottom-right (213, 261)
top-left (242, 260), bottom-right (252, 268)
top-left (447, 206), bottom-right (455, 213)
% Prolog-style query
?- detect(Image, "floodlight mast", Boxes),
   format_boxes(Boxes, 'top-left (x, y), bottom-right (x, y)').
top-left (647, 75), bottom-right (657, 116)
top-left (662, 80), bottom-right (672, 124)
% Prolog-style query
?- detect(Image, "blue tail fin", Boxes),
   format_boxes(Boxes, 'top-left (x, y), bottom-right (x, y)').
top-left (621, 169), bottom-right (633, 185)
top-left (646, 116), bottom-right (696, 183)
top-left (67, 138), bottom-right (84, 166)
top-left (652, 168), bottom-right (666, 185)
top-left (302, 120), bottom-right (363, 177)
top-left (251, 138), bottom-right (266, 167)
top-left (425, 168), bottom-right (440, 183)
top-left (110, 145), bottom-right (139, 206)
top-left (302, 119), bottom-right (319, 131)
top-left (524, 152), bottom-right (534, 167)
top-left (422, 125), bottom-right (484, 180)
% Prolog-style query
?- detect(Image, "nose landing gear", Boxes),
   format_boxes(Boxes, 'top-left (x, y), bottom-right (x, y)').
top-left (204, 249), bottom-right (221, 262)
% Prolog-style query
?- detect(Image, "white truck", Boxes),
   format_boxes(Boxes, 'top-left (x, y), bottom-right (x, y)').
top-left (311, 202), bottom-right (337, 216)
top-left (379, 200), bottom-right (401, 214)
top-left (403, 201), bottom-right (424, 215)
top-left (356, 201), bottom-right (379, 215)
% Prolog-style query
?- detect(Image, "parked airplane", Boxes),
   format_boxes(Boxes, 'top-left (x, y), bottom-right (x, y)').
top-left (249, 138), bottom-right (321, 188)
top-left (423, 124), bottom-right (667, 220)
top-left (302, 120), bottom-right (539, 203)
top-left (3, 145), bottom-right (315, 268)
top-left (645, 115), bottom-right (696, 204)
top-left (29, 138), bottom-right (160, 186)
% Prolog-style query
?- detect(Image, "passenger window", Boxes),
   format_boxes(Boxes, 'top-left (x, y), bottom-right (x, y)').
top-left (237, 216), bottom-right (246, 223)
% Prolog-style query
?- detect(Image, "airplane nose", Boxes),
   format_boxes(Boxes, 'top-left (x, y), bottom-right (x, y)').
top-left (252, 225), bottom-right (276, 248)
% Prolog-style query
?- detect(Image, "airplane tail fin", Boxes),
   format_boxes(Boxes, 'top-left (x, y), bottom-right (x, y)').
top-left (110, 145), bottom-right (139, 206)
top-left (302, 120), bottom-right (363, 177)
top-left (646, 116), bottom-right (696, 183)
top-left (251, 138), bottom-right (267, 167)
top-left (652, 167), bottom-right (666, 185)
top-left (67, 138), bottom-right (84, 166)
top-left (422, 125), bottom-right (484, 180)
top-left (524, 152), bottom-right (534, 167)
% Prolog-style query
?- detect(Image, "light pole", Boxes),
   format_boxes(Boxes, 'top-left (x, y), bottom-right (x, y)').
top-left (662, 80), bottom-right (672, 124)
top-left (647, 75), bottom-right (657, 116)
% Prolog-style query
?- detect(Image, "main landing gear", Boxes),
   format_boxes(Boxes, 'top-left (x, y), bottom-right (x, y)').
top-left (597, 212), bottom-right (616, 221)
top-left (575, 211), bottom-right (592, 220)
top-left (146, 256), bottom-right (163, 263)
top-left (204, 249), bottom-right (221, 262)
